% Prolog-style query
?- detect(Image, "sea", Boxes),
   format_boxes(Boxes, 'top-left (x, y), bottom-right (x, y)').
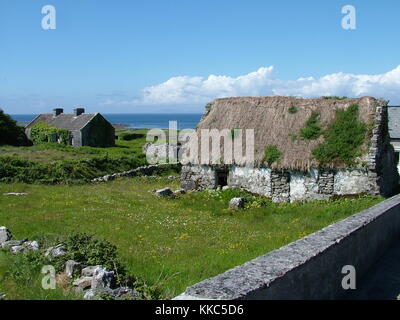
top-left (11, 113), bottom-right (203, 129)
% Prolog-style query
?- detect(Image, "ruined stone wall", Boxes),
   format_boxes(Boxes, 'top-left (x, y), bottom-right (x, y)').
top-left (180, 165), bottom-right (217, 191)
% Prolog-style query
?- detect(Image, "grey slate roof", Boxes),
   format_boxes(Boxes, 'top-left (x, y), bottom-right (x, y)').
top-left (27, 113), bottom-right (97, 131)
top-left (388, 107), bottom-right (400, 139)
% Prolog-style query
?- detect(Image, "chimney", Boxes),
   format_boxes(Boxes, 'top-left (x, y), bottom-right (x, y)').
top-left (74, 108), bottom-right (85, 116)
top-left (53, 108), bottom-right (63, 116)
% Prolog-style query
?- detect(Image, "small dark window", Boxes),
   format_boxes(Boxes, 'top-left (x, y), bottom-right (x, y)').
top-left (216, 170), bottom-right (228, 187)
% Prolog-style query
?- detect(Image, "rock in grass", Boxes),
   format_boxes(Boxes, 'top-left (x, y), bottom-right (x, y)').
top-left (3, 193), bottom-right (28, 197)
top-left (81, 265), bottom-right (103, 277)
top-left (45, 244), bottom-right (67, 259)
top-left (72, 276), bottom-right (93, 289)
top-left (65, 260), bottom-right (82, 278)
top-left (228, 197), bottom-right (245, 210)
top-left (1, 240), bottom-right (25, 249)
top-left (11, 246), bottom-right (25, 254)
top-left (23, 241), bottom-right (40, 251)
top-left (173, 189), bottom-right (186, 195)
top-left (155, 187), bottom-right (173, 197)
top-left (0, 227), bottom-right (12, 244)
top-left (112, 287), bottom-right (139, 300)
top-left (91, 267), bottom-right (116, 293)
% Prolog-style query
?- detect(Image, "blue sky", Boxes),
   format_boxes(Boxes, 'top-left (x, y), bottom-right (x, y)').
top-left (1, 0), bottom-right (400, 114)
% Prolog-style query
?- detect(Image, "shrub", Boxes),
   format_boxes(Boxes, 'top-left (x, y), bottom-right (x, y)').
top-left (0, 155), bottom-right (148, 184)
top-left (119, 133), bottom-right (145, 141)
top-left (288, 106), bottom-right (298, 114)
top-left (3, 250), bottom-right (48, 286)
top-left (0, 110), bottom-right (31, 146)
top-left (312, 104), bottom-right (367, 166)
top-left (30, 122), bottom-right (71, 145)
top-left (300, 112), bottom-right (322, 140)
top-left (263, 145), bottom-right (282, 166)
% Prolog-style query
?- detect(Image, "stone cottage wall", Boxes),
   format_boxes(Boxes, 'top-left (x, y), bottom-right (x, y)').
top-left (228, 167), bottom-right (272, 197)
top-left (368, 104), bottom-right (399, 196)
top-left (180, 165), bottom-right (217, 191)
top-left (181, 165), bottom-right (382, 202)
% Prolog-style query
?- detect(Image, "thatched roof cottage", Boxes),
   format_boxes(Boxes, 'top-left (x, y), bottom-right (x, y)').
top-left (180, 96), bottom-right (399, 202)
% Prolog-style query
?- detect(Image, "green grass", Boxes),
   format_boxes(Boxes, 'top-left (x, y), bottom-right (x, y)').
top-left (0, 178), bottom-right (384, 299)
top-left (0, 129), bottom-right (185, 184)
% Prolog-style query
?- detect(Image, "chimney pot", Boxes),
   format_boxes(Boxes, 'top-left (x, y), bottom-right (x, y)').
top-left (53, 108), bottom-right (63, 116)
top-left (74, 108), bottom-right (85, 116)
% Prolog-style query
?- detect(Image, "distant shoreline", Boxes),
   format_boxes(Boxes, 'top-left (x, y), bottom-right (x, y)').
top-left (14, 113), bottom-right (202, 130)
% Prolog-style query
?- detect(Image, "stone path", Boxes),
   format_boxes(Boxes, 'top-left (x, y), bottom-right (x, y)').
top-left (345, 240), bottom-right (400, 300)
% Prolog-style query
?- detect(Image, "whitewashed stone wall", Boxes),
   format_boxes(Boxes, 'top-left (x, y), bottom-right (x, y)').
top-left (334, 170), bottom-right (374, 195)
top-left (289, 169), bottom-right (325, 202)
top-left (228, 167), bottom-right (272, 197)
top-left (181, 165), bottom-right (217, 190)
top-left (181, 165), bottom-right (383, 202)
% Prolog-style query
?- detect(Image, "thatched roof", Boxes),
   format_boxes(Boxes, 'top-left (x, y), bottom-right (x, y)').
top-left (193, 96), bottom-right (381, 170)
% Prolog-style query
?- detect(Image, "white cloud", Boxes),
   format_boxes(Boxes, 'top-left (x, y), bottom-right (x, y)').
top-left (100, 65), bottom-right (400, 107)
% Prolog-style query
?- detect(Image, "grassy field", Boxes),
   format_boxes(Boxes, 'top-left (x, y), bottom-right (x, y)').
top-left (0, 177), bottom-right (384, 299)
top-left (0, 129), bottom-right (149, 163)
top-left (0, 129), bottom-right (183, 184)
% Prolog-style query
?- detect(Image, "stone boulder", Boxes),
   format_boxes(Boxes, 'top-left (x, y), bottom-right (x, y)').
top-left (228, 197), bottom-right (245, 210)
top-left (173, 189), bottom-right (186, 195)
top-left (112, 287), bottom-right (139, 300)
top-left (11, 246), bottom-right (25, 254)
top-left (91, 267), bottom-right (116, 292)
top-left (155, 187), bottom-right (173, 197)
top-left (65, 260), bottom-right (83, 278)
top-left (72, 276), bottom-right (93, 289)
top-left (3, 193), bottom-right (28, 197)
top-left (45, 244), bottom-right (67, 259)
top-left (0, 227), bottom-right (12, 244)
top-left (1, 240), bottom-right (25, 249)
top-left (23, 241), bottom-right (40, 251)
top-left (81, 265), bottom-right (103, 277)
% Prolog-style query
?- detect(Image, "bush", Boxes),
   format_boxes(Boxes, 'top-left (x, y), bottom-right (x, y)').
top-left (0, 110), bottom-right (31, 146)
top-left (300, 112), bottom-right (322, 140)
top-left (288, 106), bottom-right (298, 114)
top-left (30, 122), bottom-right (71, 145)
top-left (2, 250), bottom-right (48, 286)
top-left (0, 155), bottom-right (148, 184)
top-left (312, 104), bottom-right (368, 166)
top-left (263, 145), bottom-right (282, 166)
top-left (118, 132), bottom-right (145, 141)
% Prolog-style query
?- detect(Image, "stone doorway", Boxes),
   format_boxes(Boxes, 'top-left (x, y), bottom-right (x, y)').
top-left (216, 170), bottom-right (228, 188)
